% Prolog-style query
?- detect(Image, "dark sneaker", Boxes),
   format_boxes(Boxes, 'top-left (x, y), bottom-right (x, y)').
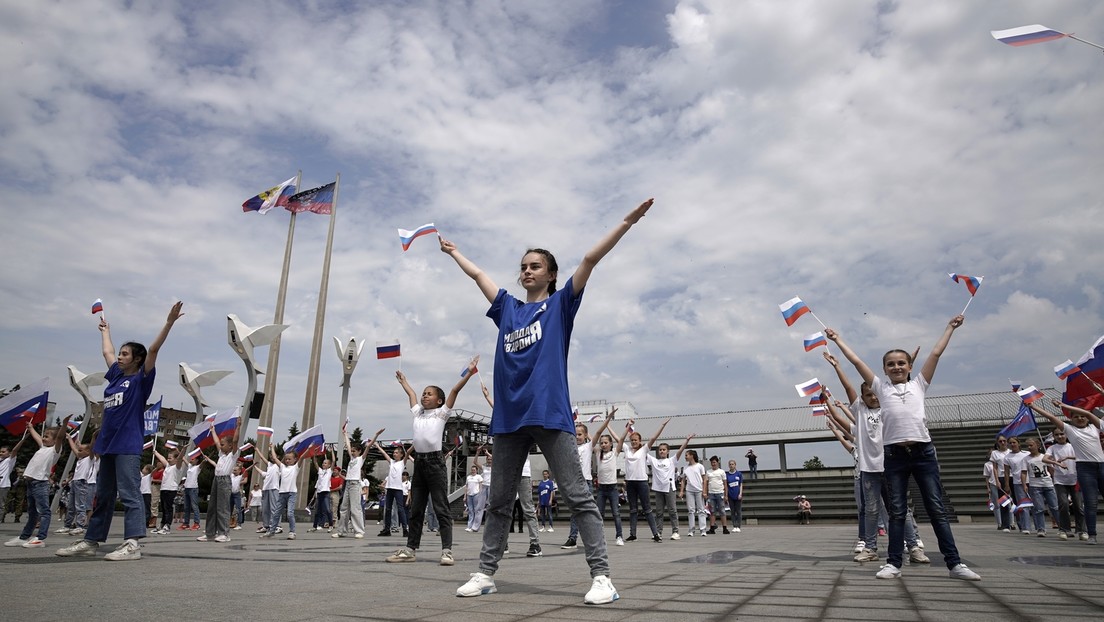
top-left (560, 538), bottom-right (577, 549)
top-left (526, 543), bottom-right (542, 557)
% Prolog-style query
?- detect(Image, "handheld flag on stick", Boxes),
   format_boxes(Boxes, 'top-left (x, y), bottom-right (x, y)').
top-left (186, 447), bottom-right (202, 460)
top-left (283, 425), bottom-right (326, 458)
top-left (67, 419), bottom-right (81, 431)
top-left (376, 340), bottom-right (401, 360)
top-left (1063, 334), bottom-right (1104, 411)
top-left (0, 378), bottom-right (49, 435)
top-left (239, 442), bottom-right (253, 452)
top-left (143, 440), bottom-right (154, 450)
top-left (240, 453), bottom-right (254, 462)
top-left (997, 403), bottom-right (1037, 438)
top-left (795, 378), bottom-right (823, 398)
top-left (242, 177), bottom-right (297, 214)
top-left (779, 297), bottom-right (812, 327)
top-left (803, 332), bottom-right (828, 352)
top-left (949, 273), bottom-right (983, 314)
top-left (991, 24), bottom-right (1104, 52)
top-left (1016, 386), bottom-right (1045, 405)
top-left (811, 405), bottom-right (827, 416)
top-left (398, 223), bottom-right (439, 251)
top-left (187, 408), bottom-right (240, 449)
top-left (164, 440), bottom-right (179, 450)
top-left (460, 357), bottom-right (479, 378)
top-left (91, 298), bottom-right (104, 316)
top-left (1054, 360), bottom-right (1081, 380)
top-left (1009, 379), bottom-right (1022, 393)
top-left (997, 494), bottom-right (1012, 508)
top-left (256, 426), bottom-right (274, 438)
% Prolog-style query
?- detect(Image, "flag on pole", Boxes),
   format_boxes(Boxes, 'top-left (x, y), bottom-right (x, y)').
top-left (285, 182), bottom-right (335, 215)
top-left (991, 24), bottom-right (1067, 47)
top-left (1015, 498), bottom-right (1034, 513)
top-left (779, 297), bottom-right (811, 326)
top-left (398, 223), bottom-right (439, 251)
top-left (997, 494), bottom-right (1012, 508)
top-left (1064, 334), bottom-right (1104, 411)
top-left (460, 359), bottom-right (478, 378)
top-left (283, 425), bottom-right (326, 458)
top-left (187, 408), bottom-right (240, 449)
top-left (67, 419), bottom-right (81, 431)
top-left (949, 273), bottom-right (983, 296)
top-left (187, 447), bottom-right (202, 460)
top-left (795, 378), bottom-right (823, 398)
top-left (240, 453), bottom-right (254, 462)
top-left (1054, 360), bottom-right (1081, 380)
top-left (256, 426), bottom-right (274, 438)
top-left (809, 394), bottom-right (827, 405)
top-left (239, 442), bottom-right (253, 452)
top-left (242, 177), bottom-right (297, 214)
top-left (803, 332), bottom-right (828, 352)
top-left (997, 403), bottom-right (1037, 438)
top-left (91, 299), bottom-right (104, 315)
top-left (454, 434), bottom-right (462, 447)
top-left (811, 405), bottom-right (827, 416)
top-left (143, 439), bottom-right (154, 450)
top-left (143, 397), bottom-right (162, 437)
top-left (1016, 386), bottom-right (1045, 405)
top-left (376, 340), bottom-right (401, 360)
top-left (164, 440), bottom-right (179, 450)
top-left (1009, 379), bottom-right (1022, 393)
top-left (0, 378), bottom-right (49, 435)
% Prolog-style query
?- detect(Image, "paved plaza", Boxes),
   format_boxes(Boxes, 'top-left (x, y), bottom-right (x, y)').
top-left (2, 518), bottom-right (1103, 621)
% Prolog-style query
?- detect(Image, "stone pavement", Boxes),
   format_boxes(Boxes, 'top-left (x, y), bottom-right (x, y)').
top-left (1, 518), bottom-right (1103, 621)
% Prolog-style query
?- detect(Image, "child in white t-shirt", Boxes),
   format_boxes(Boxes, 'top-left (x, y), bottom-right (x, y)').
top-left (5, 418), bottom-right (71, 548)
top-left (679, 448), bottom-right (708, 537)
top-left (262, 444), bottom-right (307, 540)
top-left (197, 415), bottom-right (242, 543)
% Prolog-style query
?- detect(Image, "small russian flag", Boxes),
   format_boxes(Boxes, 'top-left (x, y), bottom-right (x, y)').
top-left (811, 405), bottom-right (827, 416)
top-left (809, 393), bottom-right (827, 405)
top-left (988, 500), bottom-right (995, 511)
top-left (991, 24), bottom-right (1067, 47)
top-left (239, 442), bottom-right (253, 452)
top-left (143, 440), bottom-right (154, 450)
top-left (397, 223), bottom-right (438, 251)
top-left (949, 273), bottom-right (983, 296)
top-left (997, 494), bottom-right (1012, 508)
top-left (1015, 498), bottom-right (1034, 512)
top-left (460, 360), bottom-right (478, 378)
top-left (376, 340), bottom-right (401, 360)
top-left (67, 419), bottom-right (81, 431)
top-left (187, 447), bottom-right (202, 460)
top-left (256, 426), bottom-right (274, 438)
top-left (588, 415), bottom-right (602, 423)
top-left (795, 378), bottom-right (822, 398)
top-left (1054, 360), bottom-right (1081, 380)
top-left (1016, 385), bottom-right (1045, 405)
top-left (164, 440), bottom-right (179, 450)
top-left (91, 299), bottom-right (104, 315)
top-left (1009, 379), bottom-right (1022, 393)
top-left (803, 332), bottom-right (828, 352)
top-left (240, 453), bottom-right (254, 462)
top-left (779, 297), bottom-right (811, 327)
top-left (454, 434), bottom-right (462, 447)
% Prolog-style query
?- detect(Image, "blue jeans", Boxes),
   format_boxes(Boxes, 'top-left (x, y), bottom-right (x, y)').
top-left (313, 491), bottom-right (332, 528)
top-left (478, 427), bottom-right (608, 578)
top-left (861, 471), bottom-right (919, 551)
top-left (1075, 461), bottom-right (1104, 537)
top-left (384, 488), bottom-right (407, 530)
top-left (183, 487), bottom-right (201, 526)
top-left (596, 484), bottom-right (623, 538)
top-left (1028, 485), bottom-right (1059, 532)
top-left (86, 454), bottom-right (146, 542)
top-left (466, 494), bottom-right (482, 531)
top-left (19, 479), bottom-right (51, 540)
top-left (1011, 482), bottom-right (1031, 531)
top-left (1054, 482), bottom-right (1085, 534)
top-left (854, 476), bottom-right (865, 542)
top-left (988, 483), bottom-right (1012, 530)
top-left (884, 442), bottom-right (961, 569)
top-left (71, 480), bottom-right (92, 529)
top-left (269, 491), bottom-right (297, 534)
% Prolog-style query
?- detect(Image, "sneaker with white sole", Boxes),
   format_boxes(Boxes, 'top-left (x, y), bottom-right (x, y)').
top-left (853, 549), bottom-right (879, 562)
top-left (55, 527), bottom-right (72, 534)
top-left (332, 532), bottom-right (344, 538)
top-left (22, 538), bottom-right (45, 548)
top-left (440, 549), bottom-right (454, 566)
top-left (56, 540), bottom-right (99, 557)
top-left (456, 572), bottom-right (497, 597)
top-left (853, 540), bottom-right (865, 554)
top-left (195, 535), bottom-right (209, 542)
top-left (584, 575), bottom-right (620, 605)
top-left (734, 527), bottom-right (741, 532)
top-left (876, 564), bottom-right (901, 579)
top-left (908, 547), bottom-right (930, 564)
top-left (671, 532), bottom-right (680, 540)
top-left (561, 538), bottom-right (577, 549)
top-left (354, 532), bottom-right (364, 539)
top-left (1089, 536), bottom-right (1098, 545)
top-left (1037, 531), bottom-right (1047, 538)
top-left (104, 539), bottom-right (141, 561)
top-left (286, 532), bottom-right (296, 540)
top-left (1058, 531), bottom-right (1069, 541)
top-left (615, 536), bottom-right (624, 546)
top-left (4, 536), bottom-right (29, 547)
top-left (386, 547), bottom-right (416, 562)
top-left (1080, 532), bottom-right (1089, 541)
top-left (214, 534), bottom-right (231, 543)
top-left (914, 538), bottom-right (924, 549)
top-left (526, 543), bottom-right (542, 557)
top-left (547, 527), bottom-right (554, 532)
top-left (538, 527), bottom-right (545, 533)
top-left (949, 564), bottom-right (981, 581)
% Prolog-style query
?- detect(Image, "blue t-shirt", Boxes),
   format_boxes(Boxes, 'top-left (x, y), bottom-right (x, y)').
top-left (486, 276), bottom-right (582, 436)
top-left (537, 478), bottom-right (555, 506)
top-left (725, 470), bottom-right (743, 500)
top-left (95, 362), bottom-right (156, 455)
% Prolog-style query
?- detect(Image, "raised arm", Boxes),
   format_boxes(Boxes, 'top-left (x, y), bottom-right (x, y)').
top-left (823, 352), bottom-right (858, 404)
top-left (145, 301), bottom-right (185, 374)
top-left (647, 418), bottom-right (671, 449)
top-left (825, 328), bottom-right (875, 385)
top-left (826, 400), bottom-right (855, 432)
top-left (591, 409), bottom-right (616, 443)
top-left (395, 371), bottom-right (418, 408)
top-left (919, 315), bottom-right (963, 384)
top-left (826, 417), bottom-right (854, 452)
top-left (100, 316), bottom-right (116, 368)
top-left (53, 415), bottom-right (73, 454)
top-left (11, 429), bottom-right (29, 454)
top-left (151, 449), bottom-right (168, 468)
top-left (571, 199), bottom-right (653, 296)
top-left (1029, 400), bottom-right (1066, 431)
top-left (481, 383), bottom-right (493, 409)
top-left (446, 356), bottom-right (480, 408)
top-left (439, 237), bottom-right (500, 303)
top-left (675, 433), bottom-right (694, 462)
top-left (1054, 401), bottom-right (1103, 427)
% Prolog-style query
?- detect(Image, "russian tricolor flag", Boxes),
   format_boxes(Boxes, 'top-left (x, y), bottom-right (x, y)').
top-left (0, 378), bottom-right (50, 435)
top-left (795, 378), bottom-right (822, 398)
top-left (803, 332), bottom-right (828, 352)
top-left (143, 440), bottom-right (154, 450)
top-left (187, 447), bottom-right (202, 460)
top-left (256, 426), bottom-right (274, 438)
top-left (67, 419), bottom-right (81, 431)
top-left (284, 425), bottom-right (325, 458)
top-left (91, 299), bottom-right (104, 315)
top-left (240, 453), bottom-right (254, 462)
top-left (991, 24), bottom-right (1067, 47)
top-left (811, 405), bottom-right (827, 416)
top-left (376, 340), bottom-right (401, 360)
top-left (1016, 385), bottom-right (1045, 405)
top-left (1009, 379), bottom-right (1022, 393)
top-left (239, 442), bottom-right (253, 452)
top-left (997, 494), bottom-right (1012, 508)
top-left (398, 223), bottom-right (438, 251)
top-left (165, 440), bottom-right (179, 450)
top-left (949, 273), bottom-right (983, 296)
top-left (1054, 360), bottom-right (1081, 380)
top-left (187, 408), bottom-right (240, 450)
top-left (460, 359), bottom-right (478, 378)
top-left (779, 297), bottom-right (811, 327)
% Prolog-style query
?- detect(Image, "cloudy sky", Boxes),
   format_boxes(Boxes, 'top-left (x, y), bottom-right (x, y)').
top-left (2, 1), bottom-right (1101, 458)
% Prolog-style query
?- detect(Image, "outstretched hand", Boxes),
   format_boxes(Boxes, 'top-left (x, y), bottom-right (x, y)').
top-left (949, 315), bottom-right (964, 329)
top-left (625, 198), bottom-right (654, 225)
top-left (99, 317), bottom-right (109, 332)
top-left (822, 351), bottom-right (838, 366)
top-left (166, 301), bottom-right (185, 324)
top-left (439, 235), bottom-right (457, 254)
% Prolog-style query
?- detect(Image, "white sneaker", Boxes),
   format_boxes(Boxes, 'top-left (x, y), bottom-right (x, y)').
top-left (670, 532), bottom-right (680, 540)
top-left (853, 540), bottom-right (865, 554)
top-left (538, 527), bottom-right (545, 532)
top-left (195, 535), bottom-right (209, 542)
top-left (584, 575), bottom-right (620, 605)
top-left (4, 536), bottom-right (29, 547)
top-left (615, 536), bottom-right (624, 546)
top-left (68, 527), bottom-right (85, 536)
top-left (354, 532), bottom-right (364, 539)
top-left (1080, 532), bottom-right (1090, 541)
top-left (55, 527), bottom-right (72, 534)
top-left (56, 540), bottom-right (99, 557)
top-left (332, 532), bottom-right (344, 538)
top-left (908, 546), bottom-right (930, 564)
top-left (853, 549), bottom-right (879, 562)
top-left (287, 532), bottom-right (296, 540)
top-left (1058, 531), bottom-right (1069, 541)
top-left (440, 549), bottom-right (454, 566)
top-left (876, 564), bottom-right (901, 579)
top-left (949, 564), bottom-right (981, 581)
top-left (104, 539), bottom-right (141, 561)
top-left (734, 527), bottom-right (741, 532)
top-left (547, 527), bottom-right (554, 533)
top-left (232, 526), bottom-right (242, 530)
top-left (914, 538), bottom-right (924, 549)
top-left (456, 572), bottom-right (497, 597)
top-left (464, 528), bottom-right (473, 532)
top-left (214, 534), bottom-right (231, 543)
top-left (21, 538), bottom-right (45, 548)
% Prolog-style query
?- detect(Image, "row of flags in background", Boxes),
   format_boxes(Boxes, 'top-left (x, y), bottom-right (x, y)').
top-left (998, 335), bottom-right (1104, 439)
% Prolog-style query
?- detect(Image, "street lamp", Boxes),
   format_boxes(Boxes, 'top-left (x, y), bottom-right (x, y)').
top-left (332, 336), bottom-right (366, 434)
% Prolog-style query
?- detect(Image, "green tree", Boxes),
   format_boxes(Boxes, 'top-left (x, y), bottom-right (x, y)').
top-left (803, 456), bottom-right (825, 470)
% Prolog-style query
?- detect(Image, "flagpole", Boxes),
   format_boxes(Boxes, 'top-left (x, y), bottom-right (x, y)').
top-left (960, 296), bottom-right (974, 316)
top-left (296, 173), bottom-right (340, 506)
top-left (254, 171), bottom-right (301, 492)
top-left (809, 312), bottom-right (827, 330)
top-left (1066, 33), bottom-right (1104, 52)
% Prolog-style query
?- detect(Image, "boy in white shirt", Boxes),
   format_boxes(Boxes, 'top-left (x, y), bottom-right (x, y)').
top-left (4, 417), bottom-right (71, 548)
